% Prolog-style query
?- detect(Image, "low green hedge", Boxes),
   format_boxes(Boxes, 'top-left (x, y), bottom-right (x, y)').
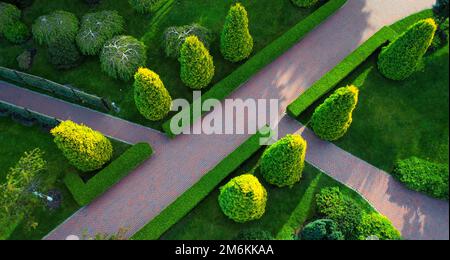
top-left (132, 128), bottom-right (272, 240)
top-left (287, 26), bottom-right (398, 117)
top-left (64, 142), bottom-right (153, 206)
top-left (162, 0), bottom-right (347, 137)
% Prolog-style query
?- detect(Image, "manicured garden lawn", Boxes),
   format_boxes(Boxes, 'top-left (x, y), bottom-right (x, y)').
top-left (0, 116), bottom-right (129, 240)
top-left (161, 149), bottom-right (374, 240)
top-left (0, 0), bottom-right (324, 131)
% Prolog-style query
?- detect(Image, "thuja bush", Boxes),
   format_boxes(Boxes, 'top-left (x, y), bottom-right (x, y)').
top-left (48, 39), bottom-right (82, 70)
top-left (32, 10), bottom-right (79, 45)
top-left (179, 35), bottom-right (215, 89)
top-left (291, 0), bottom-right (320, 8)
top-left (51, 120), bottom-right (113, 172)
top-left (218, 174), bottom-right (267, 223)
top-left (129, 0), bottom-right (164, 14)
top-left (220, 3), bottom-right (253, 62)
top-left (310, 85), bottom-right (359, 141)
top-left (3, 21), bottom-right (29, 44)
top-left (357, 213), bottom-right (401, 240)
top-left (378, 19), bottom-right (437, 80)
top-left (299, 219), bottom-right (344, 240)
top-left (100, 35), bottom-right (147, 81)
top-left (134, 68), bottom-right (172, 121)
top-left (260, 134), bottom-right (307, 188)
top-left (77, 11), bottom-right (124, 56)
top-left (0, 2), bottom-right (20, 34)
top-left (163, 24), bottom-right (212, 58)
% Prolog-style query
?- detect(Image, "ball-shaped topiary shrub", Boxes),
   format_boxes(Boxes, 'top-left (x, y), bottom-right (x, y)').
top-left (179, 35), bottom-right (215, 89)
top-left (310, 85), bottom-right (359, 141)
top-left (0, 2), bottom-right (20, 34)
top-left (51, 120), bottom-right (113, 172)
top-left (100, 35), bottom-right (147, 81)
top-left (134, 68), bottom-right (172, 121)
top-left (3, 21), bottom-right (29, 44)
top-left (234, 229), bottom-right (274, 240)
top-left (378, 19), bottom-right (437, 81)
top-left (299, 219), bottom-right (344, 240)
top-left (163, 23), bottom-right (212, 59)
top-left (220, 3), bottom-right (253, 62)
top-left (76, 11), bottom-right (124, 56)
top-left (218, 174), bottom-right (267, 223)
top-left (357, 213), bottom-right (401, 240)
top-left (260, 134), bottom-right (307, 188)
top-left (291, 0), bottom-right (320, 8)
top-left (32, 10), bottom-right (79, 46)
top-left (48, 39), bottom-right (82, 70)
top-left (128, 0), bottom-right (164, 14)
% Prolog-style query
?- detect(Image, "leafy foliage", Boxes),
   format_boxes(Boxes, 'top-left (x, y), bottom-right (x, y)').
top-left (378, 19), bottom-right (437, 80)
top-left (393, 157), bottom-right (449, 200)
top-left (291, 0), bottom-right (320, 8)
top-left (357, 213), bottom-right (402, 240)
top-left (100, 35), bottom-right (147, 81)
top-left (3, 21), bottom-right (29, 44)
top-left (77, 11), bottom-right (125, 56)
top-left (163, 23), bottom-right (212, 58)
top-left (220, 3), bottom-right (253, 62)
top-left (234, 229), bottom-right (274, 240)
top-left (134, 68), bottom-right (172, 121)
top-left (32, 10), bottom-right (79, 45)
top-left (179, 35), bottom-right (215, 89)
top-left (299, 219), bottom-right (344, 240)
top-left (128, 0), bottom-right (165, 14)
top-left (48, 40), bottom-right (81, 70)
top-left (51, 120), bottom-right (113, 172)
top-left (0, 2), bottom-right (20, 34)
top-left (261, 134), bottom-right (307, 188)
top-left (310, 85), bottom-right (359, 141)
top-left (218, 174), bottom-right (267, 223)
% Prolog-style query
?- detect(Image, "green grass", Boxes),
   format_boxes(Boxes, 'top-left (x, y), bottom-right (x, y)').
top-left (0, 116), bottom-right (129, 240)
top-left (0, 0), bottom-right (329, 131)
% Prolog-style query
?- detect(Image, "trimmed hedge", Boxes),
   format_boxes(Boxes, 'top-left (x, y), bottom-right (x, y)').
top-left (132, 128), bottom-right (272, 240)
top-left (292, 0), bottom-right (320, 8)
top-left (287, 26), bottom-right (398, 118)
top-left (163, 0), bottom-right (348, 136)
top-left (64, 142), bottom-right (153, 206)
top-left (393, 157), bottom-right (449, 200)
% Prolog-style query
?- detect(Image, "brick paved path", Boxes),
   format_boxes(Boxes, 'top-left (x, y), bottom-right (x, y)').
top-left (1, 0), bottom-right (447, 240)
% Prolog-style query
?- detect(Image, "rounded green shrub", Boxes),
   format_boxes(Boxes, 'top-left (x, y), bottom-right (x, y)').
top-left (77, 11), bottom-right (124, 56)
top-left (234, 229), bottom-right (274, 240)
top-left (0, 2), bottom-right (20, 34)
top-left (163, 23), bottom-right (212, 58)
top-left (300, 219), bottom-right (344, 240)
top-left (51, 120), bottom-right (113, 172)
top-left (48, 39), bottom-right (81, 70)
top-left (129, 0), bottom-right (163, 14)
top-left (220, 3), bottom-right (253, 62)
top-left (310, 85), bottom-right (359, 141)
top-left (134, 67), bottom-right (172, 121)
top-left (179, 35), bottom-right (215, 89)
top-left (378, 18), bottom-right (437, 80)
top-left (218, 174), bottom-right (267, 223)
top-left (32, 10), bottom-right (79, 45)
top-left (100, 35), bottom-right (147, 81)
top-left (260, 134), bottom-right (307, 188)
top-left (291, 0), bottom-right (320, 8)
top-left (357, 213), bottom-right (401, 240)
top-left (3, 21), bottom-right (29, 44)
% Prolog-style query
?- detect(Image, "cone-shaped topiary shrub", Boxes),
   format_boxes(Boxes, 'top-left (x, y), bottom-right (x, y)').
top-left (77, 11), bottom-right (125, 56)
top-left (291, 0), bottom-right (320, 8)
top-left (300, 219), bottom-right (344, 240)
top-left (261, 134), bottom-right (307, 188)
top-left (51, 120), bottom-right (113, 172)
top-left (218, 174), bottom-right (267, 223)
top-left (100, 35), bottom-right (147, 81)
top-left (128, 0), bottom-right (164, 14)
top-left (220, 3), bottom-right (253, 62)
top-left (179, 35), bottom-right (215, 89)
top-left (0, 2), bottom-right (20, 34)
top-left (134, 68), bottom-right (172, 121)
top-left (310, 85), bottom-right (359, 141)
top-left (378, 18), bottom-right (437, 80)
top-left (32, 10), bottom-right (79, 45)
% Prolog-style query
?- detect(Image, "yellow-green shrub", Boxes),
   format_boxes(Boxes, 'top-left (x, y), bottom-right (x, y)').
top-left (357, 213), bottom-right (402, 240)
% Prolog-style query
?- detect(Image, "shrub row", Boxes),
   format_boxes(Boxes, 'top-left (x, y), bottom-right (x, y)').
top-left (64, 142), bottom-right (153, 206)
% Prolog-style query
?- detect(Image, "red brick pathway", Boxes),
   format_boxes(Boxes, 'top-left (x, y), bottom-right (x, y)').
top-left (1, 0), bottom-right (446, 240)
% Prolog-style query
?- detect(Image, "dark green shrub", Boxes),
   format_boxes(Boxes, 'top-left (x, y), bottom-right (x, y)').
top-left (218, 174), bottom-right (267, 223)
top-left (300, 219), bottom-right (344, 240)
top-left (220, 3), bottom-right (253, 62)
top-left (429, 17), bottom-right (449, 52)
top-left (357, 213), bottom-right (401, 240)
top-left (260, 134), bottom-right (307, 188)
top-left (134, 68), bottom-right (172, 121)
top-left (83, 0), bottom-right (100, 5)
top-left (433, 0), bottom-right (449, 19)
top-left (292, 0), bottom-right (320, 8)
top-left (0, 2), bottom-right (20, 34)
top-left (32, 10), bottom-right (79, 45)
top-left (3, 21), bottom-right (29, 44)
top-left (179, 35), bottom-right (215, 89)
top-left (310, 85), bottom-right (359, 141)
top-left (234, 229), bottom-right (274, 240)
top-left (163, 24), bottom-right (212, 58)
top-left (393, 157), bottom-right (449, 200)
top-left (129, 0), bottom-right (165, 14)
top-left (378, 19), bottom-right (437, 80)
top-left (48, 40), bottom-right (82, 70)
top-left (77, 11), bottom-right (124, 55)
